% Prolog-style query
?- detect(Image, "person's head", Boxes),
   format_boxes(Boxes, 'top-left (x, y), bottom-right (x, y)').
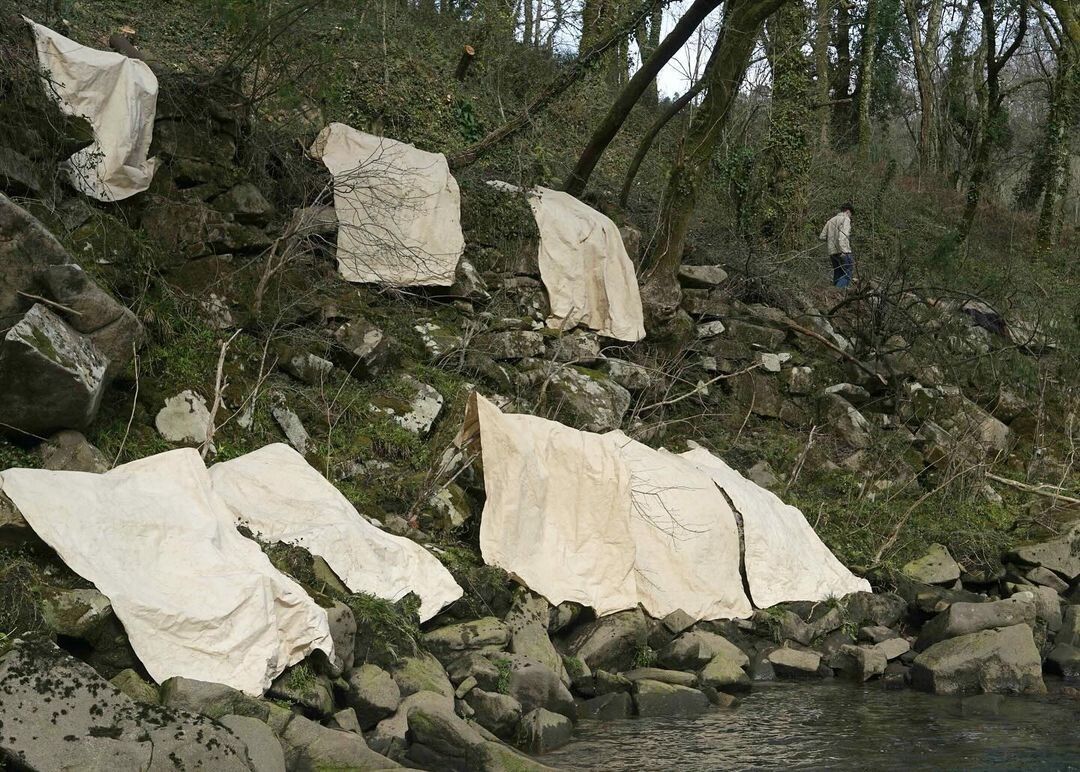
top-left (841, 203), bottom-right (855, 216)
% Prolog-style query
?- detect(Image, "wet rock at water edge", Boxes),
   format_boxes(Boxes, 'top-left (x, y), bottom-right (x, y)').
top-left (632, 679), bottom-right (710, 718)
top-left (912, 624), bottom-right (1045, 695)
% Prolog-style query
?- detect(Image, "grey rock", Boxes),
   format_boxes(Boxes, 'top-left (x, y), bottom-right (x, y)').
top-left (505, 591), bottom-right (567, 684)
top-left (1009, 523), bottom-right (1080, 582)
top-left (873, 638), bottom-right (911, 661)
top-left (621, 667), bottom-right (697, 687)
top-left (332, 317), bottom-right (393, 379)
top-left (501, 654), bottom-right (576, 721)
top-left (155, 389), bottom-right (213, 446)
top-left (543, 364), bottom-right (632, 432)
top-left (447, 652), bottom-right (502, 691)
top-left (220, 714), bottom-right (287, 772)
top-left (0, 147), bottom-right (42, 196)
top-left (599, 358), bottom-right (656, 392)
top-left (271, 708), bottom-right (398, 770)
top-left (747, 460), bottom-right (779, 489)
top-left (824, 382), bottom-right (872, 405)
top-left (832, 644), bottom-right (887, 682)
top-left (0, 194), bottom-right (71, 333)
top-left (916, 596), bottom-right (1036, 651)
top-left (725, 318), bottom-right (785, 349)
top-left (564, 609), bottom-right (648, 673)
top-left (911, 624), bottom-right (1045, 695)
top-left (38, 429), bottom-right (109, 472)
top-left (328, 707), bottom-right (364, 734)
top-left (549, 330), bottom-right (601, 364)
top-left (478, 329), bottom-right (546, 360)
top-left (858, 625), bottom-right (899, 644)
top-left (423, 617), bottom-right (510, 662)
top-left (1031, 585), bottom-right (1063, 632)
top-left (818, 393), bottom-right (872, 449)
top-left (696, 320), bottom-right (727, 338)
top-left (1026, 566), bottom-right (1069, 593)
top-left (345, 664), bottom-right (401, 729)
top-left (658, 629), bottom-right (749, 671)
top-left (326, 601), bottom-right (356, 675)
top-left (1045, 643), bottom-right (1080, 678)
top-left (892, 573), bottom-right (986, 615)
top-left (271, 402), bottom-right (310, 454)
top-left (697, 653), bottom-right (751, 692)
top-left (845, 592), bottom-right (907, 628)
top-left (109, 668), bottom-right (160, 704)
top-left (464, 689), bottom-right (522, 740)
top-left (372, 376), bottom-right (444, 436)
top-left (213, 182), bottom-right (275, 225)
top-left (678, 264), bottom-right (729, 288)
top-left (786, 366), bottom-right (814, 395)
top-left (516, 707), bottom-right (573, 754)
top-left (281, 350), bottom-right (334, 385)
top-left (902, 543), bottom-right (962, 586)
top-left (883, 661), bottom-right (909, 689)
top-left (390, 651), bottom-right (455, 703)
top-left (767, 647), bottom-right (822, 678)
top-left (267, 666), bottom-right (335, 718)
top-left (404, 697), bottom-right (544, 771)
top-left (0, 640), bottom-right (253, 771)
top-left (0, 492), bottom-right (32, 547)
top-left (1058, 605), bottom-right (1080, 647)
top-left (160, 676), bottom-right (271, 720)
top-left (0, 304), bottom-right (107, 435)
top-left (632, 679), bottom-right (710, 717)
top-left (576, 691), bottom-right (633, 720)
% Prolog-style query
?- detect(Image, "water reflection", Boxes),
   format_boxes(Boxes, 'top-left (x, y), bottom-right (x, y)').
top-left (544, 681), bottom-right (1080, 770)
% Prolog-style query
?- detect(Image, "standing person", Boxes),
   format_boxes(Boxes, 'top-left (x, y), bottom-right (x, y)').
top-left (819, 203), bottom-right (855, 288)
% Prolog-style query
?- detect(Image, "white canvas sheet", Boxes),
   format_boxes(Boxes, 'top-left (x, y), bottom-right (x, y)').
top-left (529, 187), bottom-right (645, 342)
top-left (311, 123), bottom-right (463, 286)
top-left (209, 444), bottom-right (463, 622)
top-left (0, 449), bottom-right (333, 696)
top-left (610, 432), bottom-right (753, 621)
top-left (459, 393), bottom-right (639, 616)
top-left (681, 447), bottom-right (871, 607)
top-left (27, 19), bottom-right (159, 201)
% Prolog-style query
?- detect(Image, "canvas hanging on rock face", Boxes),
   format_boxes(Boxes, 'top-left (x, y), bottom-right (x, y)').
top-left (486, 182), bottom-right (646, 342)
top-left (209, 443), bottom-right (464, 622)
top-left (681, 446), bottom-right (872, 607)
top-left (26, 19), bottom-right (159, 201)
top-left (0, 449), bottom-right (334, 696)
top-left (311, 123), bottom-right (464, 286)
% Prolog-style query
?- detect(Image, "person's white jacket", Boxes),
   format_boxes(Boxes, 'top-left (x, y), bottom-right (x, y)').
top-left (819, 211), bottom-right (852, 254)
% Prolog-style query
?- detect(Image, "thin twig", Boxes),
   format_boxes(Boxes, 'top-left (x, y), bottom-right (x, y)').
top-left (112, 342), bottom-right (140, 468)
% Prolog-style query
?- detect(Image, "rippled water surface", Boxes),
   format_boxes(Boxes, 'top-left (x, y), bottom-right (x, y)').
top-left (544, 682), bottom-right (1080, 771)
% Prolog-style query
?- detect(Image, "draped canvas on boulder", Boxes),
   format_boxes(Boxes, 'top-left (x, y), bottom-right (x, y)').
top-left (27, 19), bottom-right (159, 201)
top-left (0, 449), bottom-right (334, 696)
top-left (682, 447), bottom-right (871, 607)
top-left (311, 123), bottom-right (464, 286)
top-left (209, 443), bottom-right (463, 622)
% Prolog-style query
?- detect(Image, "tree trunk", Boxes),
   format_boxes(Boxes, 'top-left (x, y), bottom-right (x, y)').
top-left (1037, 47), bottom-right (1078, 247)
top-left (856, 0), bottom-right (879, 155)
top-left (619, 76), bottom-right (709, 205)
top-left (564, 0), bottom-right (724, 195)
top-left (813, 0), bottom-right (832, 145)
top-left (523, 0), bottom-right (534, 44)
top-left (903, 0), bottom-right (942, 172)
top-left (634, 4), bottom-right (665, 104)
top-left (831, 0), bottom-right (854, 145)
top-left (762, 0), bottom-right (812, 245)
top-left (641, 0), bottom-right (788, 331)
top-left (959, 0), bottom-right (1027, 242)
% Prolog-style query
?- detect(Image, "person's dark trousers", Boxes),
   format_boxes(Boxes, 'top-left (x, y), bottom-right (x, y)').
top-left (829, 253), bottom-right (854, 288)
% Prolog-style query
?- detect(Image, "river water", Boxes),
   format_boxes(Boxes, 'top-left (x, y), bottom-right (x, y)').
top-left (544, 681), bottom-right (1080, 770)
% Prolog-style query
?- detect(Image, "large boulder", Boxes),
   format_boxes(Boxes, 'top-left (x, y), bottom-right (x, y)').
top-left (818, 393), bottom-right (873, 448)
top-left (831, 644), bottom-right (887, 682)
top-left (563, 609), bottom-right (648, 673)
top-left (767, 647), bottom-right (822, 678)
top-left (902, 543), bottom-right (962, 586)
top-left (43, 263), bottom-right (141, 380)
top-left (499, 654), bottom-right (576, 721)
top-left (331, 317), bottom-right (394, 379)
top-left (697, 653), bottom-right (751, 692)
top-left (0, 304), bottom-right (107, 435)
top-left (268, 706), bottom-right (399, 770)
top-left (390, 652), bottom-right (456, 703)
top-left (845, 591), bottom-right (907, 628)
top-left (1058, 605), bottom-right (1080, 648)
top-left (0, 640), bottom-right (254, 771)
top-left (516, 707), bottom-right (573, 754)
top-left (220, 714), bottom-right (287, 772)
top-left (911, 624), bottom-right (1045, 695)
top-left (1008, 523), bottom-right (1080, 582)
top-left (38, 429), bottom-right (110, 472)
top-left (155, 389), bottom-right (214, 446)
top-left (657, 629), bottom-right (749, 672)
top-left (422, 617), bottom-right (510, 663)
top-left (631, 679), bottom-right (710, 718)
top-left (345, 664), bottom-right (402, 729)
top-left (160, 676), bottom-right (271, 720)
top-left (0, 193), bottom-right (71, 332)
top-left (1045, 644), bottom-right (1080, 678)
top-left (541, 364), bottom-right (631, 432)
top-left (463, 689), bottom-right (522, 740)
top-left (915, 596), bottom-right (1036, 651)
top-left (404, 697), bottom-right (548, 771)
top-left (504, 591), bottom-right (568, 685)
